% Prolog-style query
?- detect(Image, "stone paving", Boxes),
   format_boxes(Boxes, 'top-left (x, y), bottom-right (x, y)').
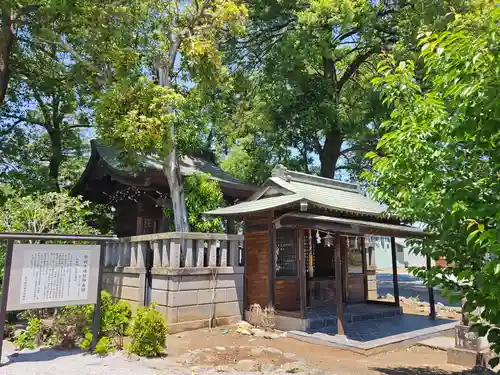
top-left (307, 304), bottom-right (402, 330)
top-left (310, 314), bottom-right (454, 342)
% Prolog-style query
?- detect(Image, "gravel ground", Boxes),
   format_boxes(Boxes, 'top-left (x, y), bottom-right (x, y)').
top-left (0, 341), bottom-right (334, 375)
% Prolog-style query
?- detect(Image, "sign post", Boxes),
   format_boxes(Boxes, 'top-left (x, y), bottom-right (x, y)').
top-left (0, 240), bottom-right (15, 363)
top-left (0, 233), bottom-right (117, 364)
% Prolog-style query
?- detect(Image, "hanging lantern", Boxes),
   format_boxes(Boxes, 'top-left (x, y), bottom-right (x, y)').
top-left (324, 233), bottom-right (334, 247)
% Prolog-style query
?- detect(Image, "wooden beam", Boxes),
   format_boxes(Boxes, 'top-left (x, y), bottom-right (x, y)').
top-left (335, 231), bottom-right (345, 336)
top-left (427, 255), bottom-right (436, 319)
top-left (390, 237), bottom-right (400, 307)
top-left (298, 229), bottom-right (306, 319)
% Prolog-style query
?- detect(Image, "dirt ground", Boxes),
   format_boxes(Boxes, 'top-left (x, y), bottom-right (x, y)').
top-left (166, 324), bottom-right (472, 375)
top-left (381, 298), bottom-right (461, 321)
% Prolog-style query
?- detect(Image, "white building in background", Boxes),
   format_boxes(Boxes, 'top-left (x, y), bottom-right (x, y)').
top-left (365, 236), bottom-right (428, 270)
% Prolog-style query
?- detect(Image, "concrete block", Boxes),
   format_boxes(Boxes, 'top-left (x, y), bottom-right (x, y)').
top-left (151, 275), bottom-right (169, 291)
top-left (215, 301), bottom-right (243, 317)
top-left (167, 276), bottom-right (180, 291)
top-left (226, 286), bottom-right (244, 302)
top-left (447, 347), bottom-right (490, 367)
top-left (154, 305), bottom-right (178, 324)
top-left (104, 285), bottom-right (140, 302)
top-left (168, 315), bottom-right (241, 334)
top-left (168, 290), bottom-right (198, 307)
top-left (177, 304), bottom-right (211, 322)
top-left (151, 289), bottom-right (168, 306)
top-left (102, 273), bottom-right (140, 287)
top-left (178, 275), bottom-right (210, 290)
top-left (198, 289), bottom-right (225, 305)
top-left (217, 274), bottom-right (243, 288)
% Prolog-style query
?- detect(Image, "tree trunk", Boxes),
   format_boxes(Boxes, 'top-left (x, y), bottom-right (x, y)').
top-left (163, 148), bottom-right (189, 232)
top-left (157, 65), bottom-right (190, 232)
top-left (48, 127), bottom-right (62, 192)
top-left (0, 17), bottom-right (14, 105)
top-left (319, 132), bottom-right (342, 178)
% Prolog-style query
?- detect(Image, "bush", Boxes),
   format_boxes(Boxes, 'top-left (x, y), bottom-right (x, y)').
top-left (54, 291), bottom-right (132, 349)
top-left (128, 304), bottom-right (168, 357)
top-left (53, 306), bottom-right (89, 348)
top-left (94, 336), bottom-right (112, 356)
top-left (79, 332), bottom-right (93, 350)
top-left (15, 317), bottom-right (41, 349)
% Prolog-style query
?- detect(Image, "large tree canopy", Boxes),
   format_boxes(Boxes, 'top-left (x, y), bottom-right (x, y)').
top-left (364, 5), bottom-right (500, 361)
top-left (221, 0), bottom-right (481, 179)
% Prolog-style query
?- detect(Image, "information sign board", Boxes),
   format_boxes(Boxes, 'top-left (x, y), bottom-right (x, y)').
top-left (6, 244), bottom-right (100, 311)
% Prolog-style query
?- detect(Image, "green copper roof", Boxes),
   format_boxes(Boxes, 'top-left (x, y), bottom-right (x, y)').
top-left (205, 194), bottom-right (303, 216)
top-left (205, 165), bottom-right (387, 217)
top-left (93, 141), bottom-right (254, 190)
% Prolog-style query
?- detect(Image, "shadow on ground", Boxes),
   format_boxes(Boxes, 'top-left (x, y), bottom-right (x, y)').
top-left (372, 366), bottom-right (495, 375)
top-left (5, 347), bottom-right (82, 365)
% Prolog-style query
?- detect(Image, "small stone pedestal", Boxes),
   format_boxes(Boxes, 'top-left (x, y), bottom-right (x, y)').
top-left (447, 324), bottom-right (490, 367)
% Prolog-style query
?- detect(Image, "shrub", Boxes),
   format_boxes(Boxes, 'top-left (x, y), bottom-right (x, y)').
top-left (53, 306), bottom-right (89, 348)
top-left (94, 336), bottom-right (112, 356)
top-left (128, 303), bottom-right (168, 357)
top-left (15, 317), bottom-right (41, 349)
top-left (79, 332), bottom-right (93, 350)
top-left (54, 291), bottom-right (132, 349)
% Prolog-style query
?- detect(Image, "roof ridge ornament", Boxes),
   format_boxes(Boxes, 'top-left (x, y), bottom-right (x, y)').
top-left (271, 164), bottom-right (291, 181)
top-left (271, 164), bottom-right (358, 192)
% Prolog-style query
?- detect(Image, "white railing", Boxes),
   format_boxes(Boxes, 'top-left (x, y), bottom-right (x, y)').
top-left (104, 232), bottom-right (243, 268)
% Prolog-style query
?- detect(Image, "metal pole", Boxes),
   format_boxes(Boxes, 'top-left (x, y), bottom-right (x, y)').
top-left (91, 242), bottom-right (106, 351)
top-left (427, 255), bottom-right (436, 319)
top-left (0, 240), bottom-right (14, 365)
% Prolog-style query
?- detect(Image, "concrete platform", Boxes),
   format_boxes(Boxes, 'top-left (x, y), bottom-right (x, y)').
top-left (288, 314), bottom-right (457, 355)
top-left (418, 336), bottom-right (455, 351)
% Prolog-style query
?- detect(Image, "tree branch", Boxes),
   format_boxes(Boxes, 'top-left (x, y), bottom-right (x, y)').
top-left (337, 48), bottom-right (379, 91)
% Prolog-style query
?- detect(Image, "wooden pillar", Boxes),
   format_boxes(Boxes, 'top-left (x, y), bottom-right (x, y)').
top-left (268, 212), bottom-right (275, 308)
top-left (361, 237), bottom-right (368, 302)
top-left (427, 255), bottom-right (436, 319)
top-left (335, 231), bottom-right (345, 336)
top-left (390, 237), bottom-right (400, 306)
top-left (298, 229), bottom-right (306, 319)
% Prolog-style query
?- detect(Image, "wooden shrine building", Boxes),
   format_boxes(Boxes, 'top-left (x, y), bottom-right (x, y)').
top-left (206, 165), bottom-right (428, 335)
top-left (73, 140), bottom-right (256, 237)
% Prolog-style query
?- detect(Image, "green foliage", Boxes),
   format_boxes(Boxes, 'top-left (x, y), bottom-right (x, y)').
top-left (128, 303), bottom-right (168, 357)
top-left (221, 0), bottom-right (482, 178)
top-left (365, 4), bottom-right (500, 362)
top-left (15, 317), bottom-right (41, 350)
top-left (94, 336), bottom-right (112, 356)
top-left (0, 192), bottom-right (98, 235)
top-left (185, 173), bottom-right (225, 233)
top-left (54, 291), bottom-right (132, 350)
top-left (79, 332), bottom-right (93, 351)
top-left (164, 173), bottom-right (225, 232)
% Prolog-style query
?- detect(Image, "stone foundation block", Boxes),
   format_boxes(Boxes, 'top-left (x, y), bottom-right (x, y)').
top-left (197, 289), bottom-right (226, 305)
top-left (168, 290), bottom-right (198, 307)
top-left (447, 347), bottom-right (490, 367)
